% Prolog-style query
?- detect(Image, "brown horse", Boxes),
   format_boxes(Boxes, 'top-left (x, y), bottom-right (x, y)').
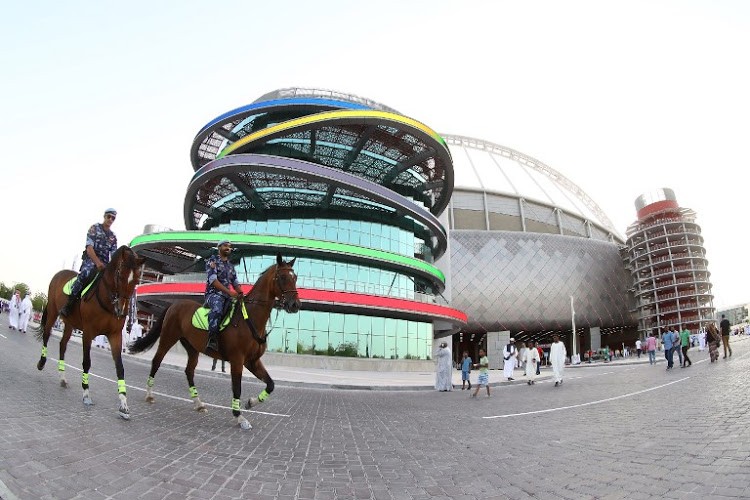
top-left (129, 254), bottom-right (300, 430)
top-left (35, 245), bottom-right (146, 419)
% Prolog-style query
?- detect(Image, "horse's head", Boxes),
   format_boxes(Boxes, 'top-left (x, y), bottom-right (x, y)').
top-left (271, 254), bottom-right (300, 313)
top-left (107, 245), bottom-right (147, 318)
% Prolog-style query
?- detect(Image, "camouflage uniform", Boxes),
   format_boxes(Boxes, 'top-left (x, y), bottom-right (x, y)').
top-left (204, 254), bottom-right (240, 335)
top-left (70, 223), bottom-right (118, 297)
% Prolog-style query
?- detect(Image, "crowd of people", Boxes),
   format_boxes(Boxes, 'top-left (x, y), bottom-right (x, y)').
top-left (435, 315), bottom-right (742, 391)
top-left (435, 334), bottom-right (568, 394)
top-left (4, 289), bottom-right (33, 333)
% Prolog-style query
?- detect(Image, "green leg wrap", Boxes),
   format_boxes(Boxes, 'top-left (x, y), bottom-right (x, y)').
top-left (189, 386), bottom-right (198, 398)
top-left (231, 398), bottom-right (241, 411)
top-left (41, 346), bottom-right (48, 357)
top-left (57, 360), bottom-right (66, 372)
top-left (258, 389), bottom-right (269, 402)
top-left (117, 379), bottom-right (126, 395)
top-left (82, 373), bottom-right (90, 386)
top-left (147, 376), bottom-right (155, 388)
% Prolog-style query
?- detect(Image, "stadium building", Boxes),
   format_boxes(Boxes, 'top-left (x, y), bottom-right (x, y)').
top-left (131, 88), bottom-right (639, 367)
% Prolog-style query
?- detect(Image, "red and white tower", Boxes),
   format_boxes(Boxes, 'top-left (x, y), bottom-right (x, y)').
top-left (625, 188), bottom-right (715, 338)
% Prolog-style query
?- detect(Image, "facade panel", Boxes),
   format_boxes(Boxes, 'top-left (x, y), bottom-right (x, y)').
top-left (449, 230), bottom-right (635, 333)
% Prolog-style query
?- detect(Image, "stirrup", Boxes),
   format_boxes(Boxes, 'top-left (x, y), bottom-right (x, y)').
top-left (206, 332), bottom-right (219, 352)
top-left (60, 296), bottom-right (78, 317)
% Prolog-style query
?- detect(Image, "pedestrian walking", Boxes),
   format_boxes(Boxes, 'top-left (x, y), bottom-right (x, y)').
top-left (646, 332), bottom-right (657, 365)
top-left (435, 341), bottom-right (453, 391)
top-left (535, 342), bottom-right (543, 375)
top-left (669, 328), bottom-right (683, 367)
top-left (719, 314), bottom-right (733, 359)
top-left (471, 348), bottom-right (490, 398)
top-left (8, 290), bottom-right (20, 330)
top-left (524, 343), bottom-right (540, 385)
top-left (679, 326), bottom-right (692, 368)
top-left (18, 291), bottom-right (32, 333)
top-left (550, 334), bottom-right (566, 386)
top-left (706, 323), bottom-right (721, 362)
top-left (460, 351), bottom-right (472, 390)
top-left (211, 358), bottom-right (226, 373)
top-left (130, 321), bottom-right (143, 341)
top-left (503, 338), bottom-right (517, 381)
top-left (662, 328), bottom-right (677, 369)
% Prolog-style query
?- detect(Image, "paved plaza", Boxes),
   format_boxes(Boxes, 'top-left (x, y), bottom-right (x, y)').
top-left (1, 313), bottom-right (749, 500)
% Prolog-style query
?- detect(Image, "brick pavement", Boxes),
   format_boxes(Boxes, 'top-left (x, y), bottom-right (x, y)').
top-left (1, 313), bottom-right (748, 499)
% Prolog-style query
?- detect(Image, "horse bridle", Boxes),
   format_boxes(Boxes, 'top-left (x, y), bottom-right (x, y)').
top-left (242, 265), bottom-right (298, 344)
top-left (93, 257), bottom-right (136, 319)
top-left (273, 266), bottom-right (298, 309)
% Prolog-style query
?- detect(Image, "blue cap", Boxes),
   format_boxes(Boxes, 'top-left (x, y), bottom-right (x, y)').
top-left (104, 208), bottom-right (117, 215)
top-left (217, 240), bottom-right (231, 248)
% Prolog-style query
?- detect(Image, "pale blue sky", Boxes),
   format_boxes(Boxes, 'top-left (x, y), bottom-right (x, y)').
top-left (1, 1), bottom-right (748, 309)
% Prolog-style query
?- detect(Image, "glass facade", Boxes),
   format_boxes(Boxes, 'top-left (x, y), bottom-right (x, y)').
top-left (265, 310), bottom-right (433, 360)
top-left (211, 218), bottom-right (438, 359)
top-left (214, 218), bottom-right (426, 259)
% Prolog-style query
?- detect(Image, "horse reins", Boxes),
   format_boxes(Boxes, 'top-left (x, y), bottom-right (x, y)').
top-left (92, 255), bottom-right (135, 319)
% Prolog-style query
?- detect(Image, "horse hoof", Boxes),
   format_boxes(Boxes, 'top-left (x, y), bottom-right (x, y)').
top-left (60, 380), bottom-right (69, 388)
top-left (118, 410), bottom-right (131, 420)
top-left (245, 400), bottom-right (253, 410)
top-left (145, 396), bottom-right (155, 404)
top-left (239, 420), bottom-right (252, 430)
top-left (196, 406), bottom-right (207, 413)
top-left (37, 359), bottom-right (46, 371)
top-left (82, 396), bottom-right (94, 406)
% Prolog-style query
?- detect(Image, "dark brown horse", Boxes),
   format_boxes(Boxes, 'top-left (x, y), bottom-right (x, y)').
top-left (35, 245), bottom-right (146, 419)
top-left (129, 254), bottom-right (300, 430)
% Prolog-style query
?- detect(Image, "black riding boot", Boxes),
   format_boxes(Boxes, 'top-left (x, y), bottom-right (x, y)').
top-left (207, 326), bottom-right (219, 352)
top-left (59, 295), bottom-right (79, 318)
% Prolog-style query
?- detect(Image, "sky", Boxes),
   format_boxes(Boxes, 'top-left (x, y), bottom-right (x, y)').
top-left (1, 1), bottom-right (748, 309)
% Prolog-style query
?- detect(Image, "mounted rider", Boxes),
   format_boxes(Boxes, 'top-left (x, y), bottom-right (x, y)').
top-left (60, 208), bottom-right (118, 317)
top-left (205, 240), bottom-right (243, 351)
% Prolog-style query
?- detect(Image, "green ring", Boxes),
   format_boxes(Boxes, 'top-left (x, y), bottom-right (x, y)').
top-left (130, 231), bottom-right (445, 284)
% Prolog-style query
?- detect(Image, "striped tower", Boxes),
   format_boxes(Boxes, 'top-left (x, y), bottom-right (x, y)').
top-left (625, 188), bottom-right (715, 338)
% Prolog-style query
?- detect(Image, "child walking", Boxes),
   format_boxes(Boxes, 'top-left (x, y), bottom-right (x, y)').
top-left (471, 348), bottom-right (490, 398)
top-left (461, 351), bottom-right (472, 390)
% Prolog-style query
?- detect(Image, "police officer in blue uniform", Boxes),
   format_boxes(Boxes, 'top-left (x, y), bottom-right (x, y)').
top-left (205, 240), bottom-right (243, 351)
top-left (60, 208), bottom-right (118, 317)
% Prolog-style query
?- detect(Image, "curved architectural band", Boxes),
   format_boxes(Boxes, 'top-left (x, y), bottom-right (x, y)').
top-left (185, 153), bottom-right (449, 258)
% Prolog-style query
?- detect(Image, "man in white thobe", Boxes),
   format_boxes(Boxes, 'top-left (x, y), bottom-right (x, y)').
top-left (434, 341), bottom-right (453, 391)
top-left (130, 321), bottom-right (143, 341)
top-left (18, 292), bottom-right (33, 333)
top-left (698, 329), bottom-right (706, 351)
top-left (523, 344), bottom-right (540, 385)
top-left (121, 318), bottom-right (131, 353)
top-left (8, 290), bottom-right (21, 330)
top-left (550, 334), bottom-right (567, 387)
top-left (503, 338), bottom-right (517, 381)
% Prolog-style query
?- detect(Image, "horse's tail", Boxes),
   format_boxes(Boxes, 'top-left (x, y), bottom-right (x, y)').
top-left (33, 306), bottom-right (49, 342)
top-left (129, 307), bottom-right (167, 353)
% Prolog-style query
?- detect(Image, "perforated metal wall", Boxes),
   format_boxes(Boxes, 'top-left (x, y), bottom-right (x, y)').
top-left (449, 230), bottom-right (636, 333)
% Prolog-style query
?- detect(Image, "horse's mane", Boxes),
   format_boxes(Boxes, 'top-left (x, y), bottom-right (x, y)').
top-left (251, 263), bottom-right (278, 290)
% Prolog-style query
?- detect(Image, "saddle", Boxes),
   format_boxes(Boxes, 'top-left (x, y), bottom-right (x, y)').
top-left (62, 274), bottom-right (99, 298)
top-left (191, 301), bottom-right (236, 331)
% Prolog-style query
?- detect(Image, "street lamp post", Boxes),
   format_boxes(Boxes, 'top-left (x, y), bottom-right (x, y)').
top-left (570, 296), bottom-right (578, 363)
